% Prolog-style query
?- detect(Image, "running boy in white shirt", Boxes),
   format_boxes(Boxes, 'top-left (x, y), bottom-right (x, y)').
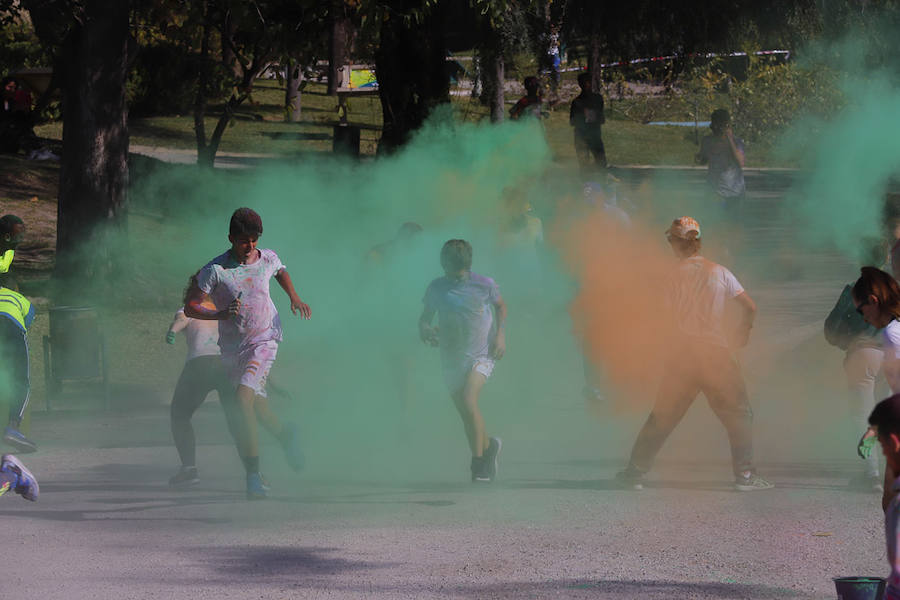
top-left (185, 208), bottom-right (311, 500)
top-left (616, 216), bottom-right (774, 491)
top-left (419, 239), bottom-right (507, 482)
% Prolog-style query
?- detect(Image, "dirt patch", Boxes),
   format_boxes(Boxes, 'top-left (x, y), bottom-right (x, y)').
top-left (0, 154), bottom-right (58, 273)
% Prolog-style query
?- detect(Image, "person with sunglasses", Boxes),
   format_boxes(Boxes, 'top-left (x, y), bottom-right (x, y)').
top-left (853, 266), bottom-right (900, 509)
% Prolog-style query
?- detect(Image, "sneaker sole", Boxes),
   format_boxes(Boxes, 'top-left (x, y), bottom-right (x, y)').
top-left (489, 437), bottom-right (502, 480)
top-left (3, 434), bottom-right (37, 454)
top-left (734, 483), bottom-right (775, 492)
top-left (1, 454), bottom-right (38, 501)
top-left (169, 478), bottom-right (201, 488)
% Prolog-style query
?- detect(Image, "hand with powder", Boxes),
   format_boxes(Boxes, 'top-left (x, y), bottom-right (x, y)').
top-left (858, 427), bottom-right (878, 460)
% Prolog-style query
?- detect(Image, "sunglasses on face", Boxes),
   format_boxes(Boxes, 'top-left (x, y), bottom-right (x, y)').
top-left (856, 299), bottom-right (870, 315)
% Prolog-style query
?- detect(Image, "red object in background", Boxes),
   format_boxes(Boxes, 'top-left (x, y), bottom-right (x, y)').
top-left (12, 89), bottom-right (31, 112)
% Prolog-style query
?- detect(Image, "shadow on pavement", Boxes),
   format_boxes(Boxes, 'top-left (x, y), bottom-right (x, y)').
top-left (195, 544), bottom-right (387, 578)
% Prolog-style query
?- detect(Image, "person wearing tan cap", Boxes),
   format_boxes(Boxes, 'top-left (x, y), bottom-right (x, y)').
top-left (616, 216), bottom-right (774, 491)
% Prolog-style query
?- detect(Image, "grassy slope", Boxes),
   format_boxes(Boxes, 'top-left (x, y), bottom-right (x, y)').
top-left (33, 78), bottom-right (779, 166)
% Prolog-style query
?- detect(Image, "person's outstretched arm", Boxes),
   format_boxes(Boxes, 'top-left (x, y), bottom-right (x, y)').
top-left (166, 311), bottom-right (189, 344)
top-left (274, 269), bottom-right (311, 319)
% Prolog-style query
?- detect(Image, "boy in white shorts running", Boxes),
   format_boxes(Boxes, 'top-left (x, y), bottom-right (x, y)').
top-left (419, 239), bottom-right (507, 482)
top-left (185, 208), bottom-right (311, 500)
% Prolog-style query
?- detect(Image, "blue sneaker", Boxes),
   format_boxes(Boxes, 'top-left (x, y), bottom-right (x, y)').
top-left (280, 423), bottom-right (304, 472)
top-left (246, 472), bottom-right (267, 500)
top-left (1, 454), bottom-right (38, 501)
top-left (3, 426), bottom-right (37, 453)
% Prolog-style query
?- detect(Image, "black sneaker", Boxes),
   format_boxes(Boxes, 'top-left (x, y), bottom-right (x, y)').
top-left (615, 466), bottom-right (645, 490)
top-left (484, 437), bottom-right (502, 481)
top-left (168, 466), bottom-right (199, 488)
top-left (471, 457), bottom-right (491, 483)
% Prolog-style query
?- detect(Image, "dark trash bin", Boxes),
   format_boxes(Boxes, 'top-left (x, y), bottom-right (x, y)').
top-left (333, 124), bottom-right (360, 158)
top-left (42, 306), bottom-right (109, 410)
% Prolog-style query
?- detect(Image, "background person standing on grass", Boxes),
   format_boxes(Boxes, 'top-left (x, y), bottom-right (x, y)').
top-left (570, 72), bottom-right (606, 171)
top-left (695, 108), bottom-right (745, 211)
top-left (615, 216), bottom-right (774, 492)
top-left (185, 207), bottom-right (311, 500)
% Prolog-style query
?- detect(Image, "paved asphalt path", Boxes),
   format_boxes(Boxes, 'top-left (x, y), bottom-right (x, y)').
top-left (0, 168), bottom-right (886, 599)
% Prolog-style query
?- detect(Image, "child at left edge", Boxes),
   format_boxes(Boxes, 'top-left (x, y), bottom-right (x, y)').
top-left (419, 239), bottom-right (507, 483)
top-left (868, 394), bottom-right (900, 600)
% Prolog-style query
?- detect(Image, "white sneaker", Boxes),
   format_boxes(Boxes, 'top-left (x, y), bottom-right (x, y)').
top-left (734, 473), bottom-right (774, 492)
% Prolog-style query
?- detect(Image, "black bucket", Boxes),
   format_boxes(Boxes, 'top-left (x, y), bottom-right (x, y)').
top-left (833, 577), bottom-right (886, 600)
top-left (48, 306), bottom-right (101, 379)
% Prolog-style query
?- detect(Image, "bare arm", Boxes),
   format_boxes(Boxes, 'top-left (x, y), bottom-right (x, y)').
top-left (730, 291), bottom-right (756, 348)
top-left (275, 268), bottom-right (311, 319)
top-left (184, 285), bottom-right (236, 321)
top-left (491, 295), bottom-right (507, 359)
top-left (419, 306), bottom-right (438, 346)
top-left (166, 311), bottom-right (189, 344)
top-left (725, 127), bottom-right (745, 168)
top-left (168, 311), bottom-right (189, 334)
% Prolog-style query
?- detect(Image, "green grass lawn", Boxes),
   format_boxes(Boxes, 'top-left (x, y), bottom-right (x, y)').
top-left (32, 78), bottom-right (784, 166)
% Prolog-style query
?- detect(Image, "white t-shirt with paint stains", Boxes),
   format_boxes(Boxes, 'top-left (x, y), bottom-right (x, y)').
top-left (667, 255), bottom-right (744, 347)
top-left (195, 248), bottom-right (285, 356)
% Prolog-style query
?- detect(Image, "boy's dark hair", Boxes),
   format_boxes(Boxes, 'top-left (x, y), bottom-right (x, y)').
top-left (229, 207), bottom-right (263, 237)
top-left (0, 214), bottom-right (23, 235)
top-left (440, 239), bottom-right (473, 272)
top-left (523, 76), bottom-right (540, 95)
top-left (710, 108), bottom-right (730, 132)
top-left (577, 72), bottom-right (591, 87)
top-left (870, 393), bottom-right (900, 438)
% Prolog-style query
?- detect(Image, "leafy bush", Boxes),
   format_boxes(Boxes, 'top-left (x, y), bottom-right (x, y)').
top-left (729, 60), bottom-right (844, 144)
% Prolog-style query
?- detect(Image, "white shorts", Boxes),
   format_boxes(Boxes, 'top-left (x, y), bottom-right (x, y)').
top-left (223, 340), bottom-right (277, 397)
top-left (443, 357), bottom-right (495, 394)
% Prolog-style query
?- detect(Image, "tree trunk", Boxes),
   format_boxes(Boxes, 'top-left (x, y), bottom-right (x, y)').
top-left (376, 2), bottom-right (449, 152)
top-left (587, 24), bottom-right (603, 93)
top-left (328, 2), bottom-right (352, 95)
top-left (193, 1), bottom-right (213, 167)
top-left (285, 59), bottom-right (302, 122)
top-left (486, 48), bottom-right (505, 123)
top-left (55, 0), bottom-right (130, 301)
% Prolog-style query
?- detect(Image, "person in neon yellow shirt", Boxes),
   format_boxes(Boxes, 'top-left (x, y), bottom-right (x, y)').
top-left (0, 215), bottom-right (25, 274)
top-left (0, 281), bottom-right (36, 453)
